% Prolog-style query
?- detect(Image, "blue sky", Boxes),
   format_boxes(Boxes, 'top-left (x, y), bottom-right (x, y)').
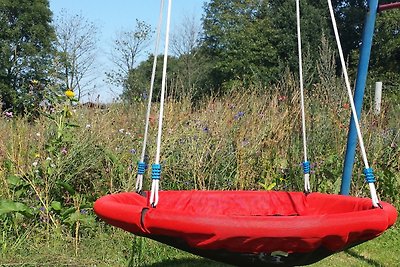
top-left (49, 0), bottom-right (209, 102)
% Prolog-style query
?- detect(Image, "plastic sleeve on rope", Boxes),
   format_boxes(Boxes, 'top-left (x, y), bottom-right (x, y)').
top-left (302, 161), bottom-right (310, 174)
top-left (364, 168), bottom-right (376, 183)
top-left (151, 164), bottom-right (161, 180)
top-left (137, 161), bottom-right (147, 175)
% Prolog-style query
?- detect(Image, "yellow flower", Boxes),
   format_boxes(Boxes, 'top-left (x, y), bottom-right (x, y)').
top-left (65, 90), bottom-right (75, 98)
top-left (31, 79), bottom-right (39, 85)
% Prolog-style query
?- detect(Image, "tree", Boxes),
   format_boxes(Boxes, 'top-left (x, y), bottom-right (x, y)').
top-left (370, 8), bottom-right (400, 85)
top-left (202, 0), bottom-right (337, 90)
top-left (121, 54), bottom-right (180, 103)
top-left (269, 1), bottom-right (329, 70)
top-left (202, 0), bottom-right (281, 89)
top-left (170, 14), bottom-right (209, 97)
top-left (54, 10), bottom-right (98, 101)
top-left (0, 0), bottom-right (56, 114)
top-left (106, 20), bottom-right (152, 90)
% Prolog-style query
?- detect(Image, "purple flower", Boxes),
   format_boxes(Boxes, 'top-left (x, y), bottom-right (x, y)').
top-left (130, 149), bottom-right (136, 154)
top-left (4, 111), bottom-right (13, 118)
top-left (310, 162), bottom-right (317, 169)
top-left (202, 126), bottom-right (209, 133)
top-left (234, 111), bottom-right (245, 120)
top-left (80, 209), bottom-right (88, 215)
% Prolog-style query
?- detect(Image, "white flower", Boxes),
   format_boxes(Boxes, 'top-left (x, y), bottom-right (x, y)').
top-left (32, 161), bottom-right (38, 167)
top-left (36, 133), bottom-right (41, 137)
top-left (86, 124), bottom-right (91, 128)
top-left (119, 129), bottom-right (124, 133)
top-left (46, 157), bottom-right (52, 161)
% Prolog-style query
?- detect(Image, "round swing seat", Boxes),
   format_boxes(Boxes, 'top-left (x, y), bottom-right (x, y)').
top-left (94, 190), bottom-right (397, 266)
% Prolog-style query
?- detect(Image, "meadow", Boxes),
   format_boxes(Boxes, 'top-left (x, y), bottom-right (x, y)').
top-left (0, 70), bottom-right (399, 266)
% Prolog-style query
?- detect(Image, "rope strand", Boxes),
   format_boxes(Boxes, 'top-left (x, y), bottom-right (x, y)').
top-left (150, 0), bottom-right (172, 207)
top-left (296, 0), bottom-right (311, 193)
top-left (135, 0), bottom-right (165, 192)
top-left (327, 0), bottom-right (379, 207)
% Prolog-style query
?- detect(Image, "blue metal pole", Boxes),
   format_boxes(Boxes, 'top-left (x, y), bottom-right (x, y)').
top-left (340, 0), bottom-right (379, 195)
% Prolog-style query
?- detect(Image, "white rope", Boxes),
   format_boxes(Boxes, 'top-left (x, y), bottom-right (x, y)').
top-left (150, 0), bottom-right (172, 207)
top-left (327, 0), bottom-right (379, 207)
top-left (136, 0), bottom-right (165, 192)
top-left (296, 0), bottom-right (310, 193)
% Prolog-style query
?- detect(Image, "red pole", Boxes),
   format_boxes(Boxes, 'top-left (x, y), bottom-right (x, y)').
top-left (378, 2), bottom-right (400, 12)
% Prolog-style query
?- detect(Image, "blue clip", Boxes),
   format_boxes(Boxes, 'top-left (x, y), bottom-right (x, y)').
top-left (137, 161), bottom-right (146, 175)
top-left (363, 168), bottom-right (376, 183)
top-left (302, 161), bottom-right (310, 174)
top-left (151, 164), bottom-right (161, 180)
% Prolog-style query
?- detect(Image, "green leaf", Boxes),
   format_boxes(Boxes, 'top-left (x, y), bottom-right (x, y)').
top-left (0, 200), bottom-right (31, 216)
top-left (7, 175), bottom-right (22, 187)
top-left (65, 122), bottom-right (80, 128)
top-left (61, 207), bottom-right (76, 219)
top-left (266, 182), bottom-right (276, 191)
top-left (51, 201), bottom-right (62, 211)
top-left (56, 181), bottom-right (75, 195)
top-left (47, 166), bottom-right (54, 176)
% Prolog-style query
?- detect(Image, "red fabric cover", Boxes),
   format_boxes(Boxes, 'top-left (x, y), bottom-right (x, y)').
top-left (94, 191), bottom-right (397, 254)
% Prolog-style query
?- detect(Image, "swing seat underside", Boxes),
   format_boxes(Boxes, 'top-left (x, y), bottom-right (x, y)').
top-left (94, 190), bottom-right (397, 266)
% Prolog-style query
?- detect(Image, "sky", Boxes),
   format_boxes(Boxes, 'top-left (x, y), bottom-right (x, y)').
top-left (49, 0), bottom-right (209, 102)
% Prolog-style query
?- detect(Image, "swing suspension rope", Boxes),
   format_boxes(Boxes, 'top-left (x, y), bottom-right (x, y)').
top-left (136, 0), bottom-right (165, 193)
top-left (327, 0), bottom-right (380, 208)
top-left (296, 0), bottom-right (311, 193)
top-left (150, 0), bottom-right (172, 207)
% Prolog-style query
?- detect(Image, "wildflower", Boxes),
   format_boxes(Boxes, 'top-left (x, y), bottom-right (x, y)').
top-left (85, 124), bottom-right (91, 129)
top-left (149, 115), bottom-right (156, 125)
top-left (119, 128), bottom-right (124, 133)
top-left (60, 147), bottom-right (67, 155)
top-left (4, 111), bottom-right (13, 118)
top-left (32, 161), bottom-right (38, 167)
top-left (130, 149), bottom-right (136, 154)
top-left (234, 111), bottom-right (245, 120)
top-left (31, 79), bottom-right (39, 85)
top-left (80, 209), bottom-right (88, 215)
top-left (242, 139), bottom-right (249, 147)
top-left (278, 95), bottom-right (287, 101)
top-left (46, 157), bottom-right (52, 161)
top-left (343, 103), bottom-right (350, 110)
top-left (65, 90), bottom-right (75, 98)
top-left (35, 153), bottom-right (40, 158)
top-left (202, 126), bottom-right (209, 133)
top-left (36, 132), bottom-right (41, 137)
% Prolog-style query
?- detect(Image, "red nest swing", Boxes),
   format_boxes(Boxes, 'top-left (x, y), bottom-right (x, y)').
top-left (95, 0), bottom-right (398, 266)
top-left (94, 190), bottom-right (397, 266)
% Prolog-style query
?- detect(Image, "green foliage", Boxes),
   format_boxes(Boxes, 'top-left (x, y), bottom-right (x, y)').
top-left (202, 0), bottom-right (281, 89)
top-left (370, 9), bottom-right (400, 85)
top-left (122, 55), bottom-right (180, 103)
top-left (0, 0), bottom-right (56, 114)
